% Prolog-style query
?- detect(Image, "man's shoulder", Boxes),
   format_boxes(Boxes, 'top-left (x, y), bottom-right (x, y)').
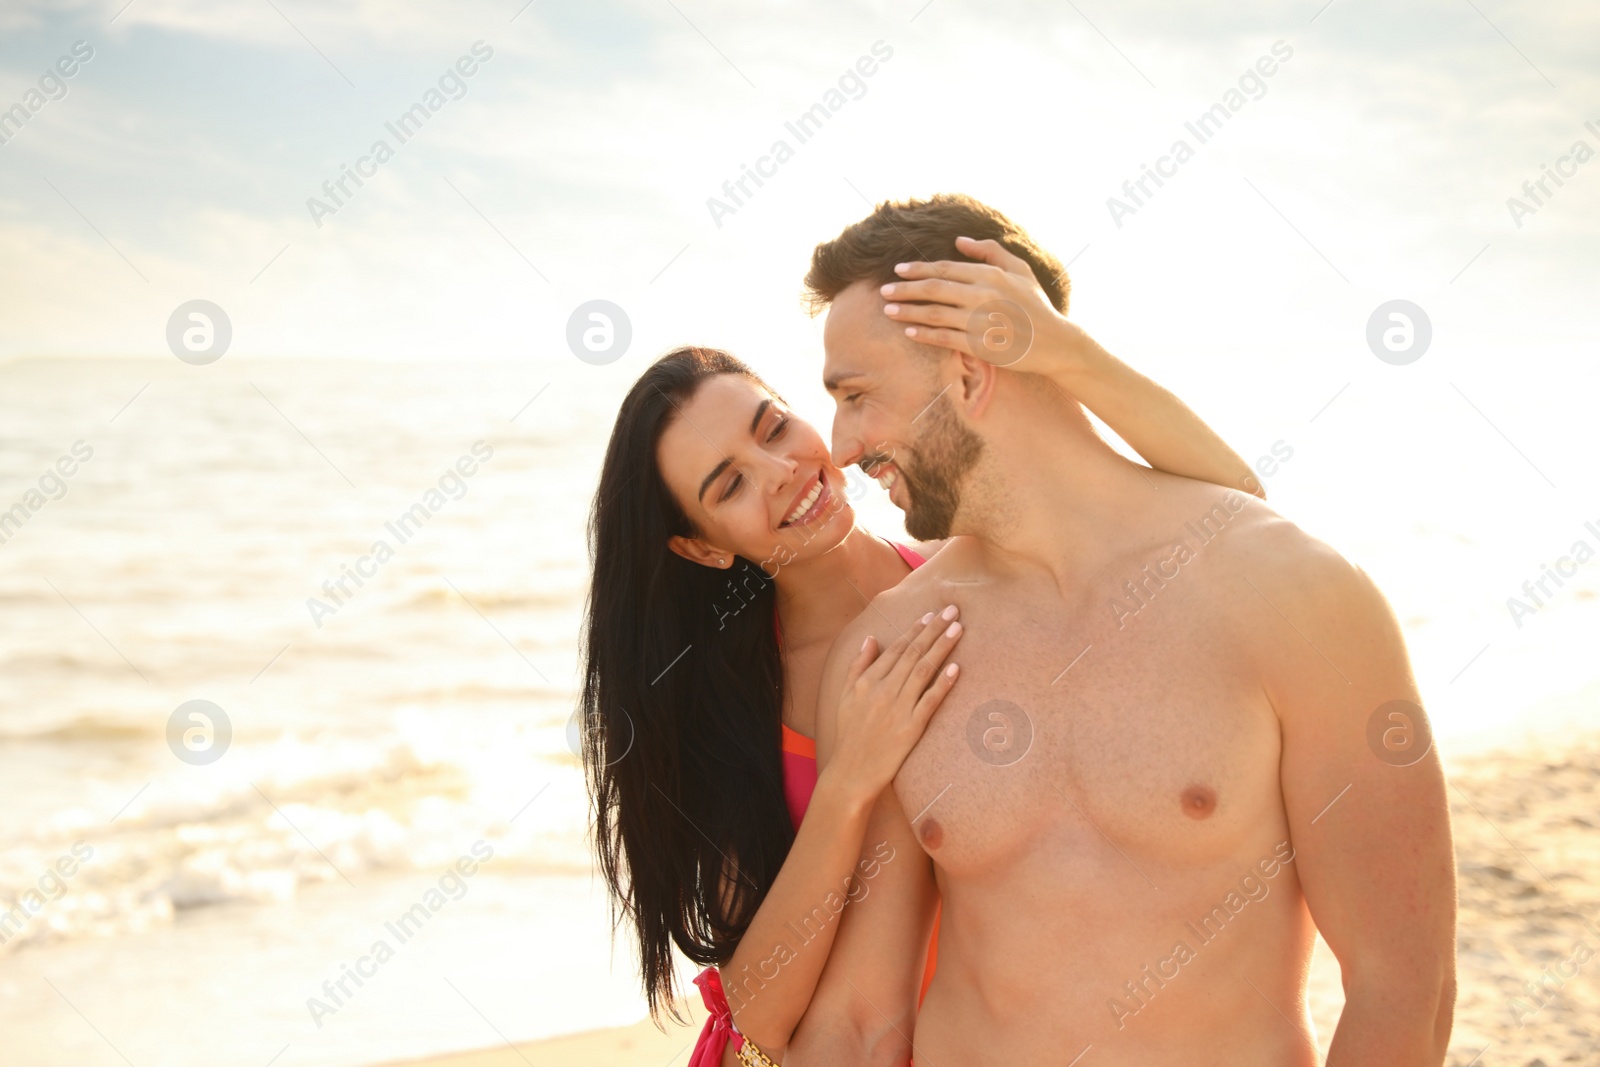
top-left (1188, 487), bottom-right (1387, 632)
top-left (1234, 499), bottom-right (1366, 589)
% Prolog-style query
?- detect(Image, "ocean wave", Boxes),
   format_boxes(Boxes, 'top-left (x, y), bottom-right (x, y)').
top-left (0, 648), bottom-right (148, 679)
top-left (0, 589), bottom-right (56, 607)
top-left (0, 736), bottom-right (589, 957)
top-left (0, 713), bottom-right (162, 743)
top-left (397, 585), bottom-right (584, 611)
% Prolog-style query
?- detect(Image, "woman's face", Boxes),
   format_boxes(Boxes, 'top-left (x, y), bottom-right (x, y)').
top-left (657, 373), bottom-right (855, 573)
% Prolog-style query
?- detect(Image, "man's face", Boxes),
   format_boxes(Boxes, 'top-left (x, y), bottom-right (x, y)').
top-left (822, 281), bottom-right (984, 539)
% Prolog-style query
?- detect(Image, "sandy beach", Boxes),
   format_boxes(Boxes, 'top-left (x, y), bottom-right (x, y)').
top-left (1444, 732), bottom-right (1600, 1065)
top-left (372, 1000), bottom-right (710, 1067)
top-left (374, 730), bottom-right (1600, 1067)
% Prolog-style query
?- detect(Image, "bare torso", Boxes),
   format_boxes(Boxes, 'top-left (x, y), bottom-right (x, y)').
top-left (881, 481), bottom-right (1322, 1065)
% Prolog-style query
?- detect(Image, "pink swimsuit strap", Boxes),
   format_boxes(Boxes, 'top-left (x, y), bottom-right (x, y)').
top-left (688, 967), bottom-right (743, 1065)
top-left (773, 539), bottom-right (925, 645)
top-left (890, 540), bottom-right (928, 569)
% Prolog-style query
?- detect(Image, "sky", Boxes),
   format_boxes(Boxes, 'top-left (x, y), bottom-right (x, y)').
top-left (3, 0), bottom-right (1599, 710)
top-left (1, 0), bottom-right (1596, 376)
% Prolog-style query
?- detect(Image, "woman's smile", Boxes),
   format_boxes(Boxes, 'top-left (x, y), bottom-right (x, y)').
top-left (778, 471), bottom-right (832, 529)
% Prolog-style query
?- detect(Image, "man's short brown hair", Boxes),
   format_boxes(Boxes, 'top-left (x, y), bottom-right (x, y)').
top-left (802, 193), bottom-right (1069, 316)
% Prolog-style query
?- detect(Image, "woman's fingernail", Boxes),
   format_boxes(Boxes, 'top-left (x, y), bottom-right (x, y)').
top-left (895, 262), bottom-right (911, 273)
top-left (945, 621), bottom-right (961, 637)
top-left (945, 663), bottom-right (959, 677)
top-left (880, 283), bottom-right (896, 295)
top-left (905, 327), bottom-right (918, 337)
top-left (942, 604), bottom-right (958, 620)
top-left (921, 612), bottom-right (934, 625)
top-left (884, 303), bottom-right (900, 315)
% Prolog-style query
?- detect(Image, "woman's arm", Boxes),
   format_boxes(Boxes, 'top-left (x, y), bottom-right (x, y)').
top-left (785, 603), bottom-right (947, 1067)
top-left (881, 235), bottom-right (1264, 498)
top-left (713, 769), bottom-right (871, 1055)
top-left (1052, 325), bottom-right (1263, 497)
top-left (720, 610), bottom-right (963, 1059)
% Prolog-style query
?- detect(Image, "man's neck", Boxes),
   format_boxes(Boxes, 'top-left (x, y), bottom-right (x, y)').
top-left (953, 392), bottom-right (1163, 588)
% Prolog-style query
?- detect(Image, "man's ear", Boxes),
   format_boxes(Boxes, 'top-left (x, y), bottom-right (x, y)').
top-left (667, 534), bottom-right (733, 569)
top-left (952, 351), bottom-right (999, 419)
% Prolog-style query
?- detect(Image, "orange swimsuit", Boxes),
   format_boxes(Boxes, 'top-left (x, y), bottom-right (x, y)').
top-left (779, 722), bottom-right (941, 1003)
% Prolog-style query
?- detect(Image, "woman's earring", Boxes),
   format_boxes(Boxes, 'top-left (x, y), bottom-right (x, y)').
top-left (719, 558), bottom-right (726, 566)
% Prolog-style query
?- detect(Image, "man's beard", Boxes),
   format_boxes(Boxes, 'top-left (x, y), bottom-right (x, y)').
top-left (897, 392), bottom-right (984, 540)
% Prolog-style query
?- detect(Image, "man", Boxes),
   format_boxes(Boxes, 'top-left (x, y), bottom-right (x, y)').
top-left (786, 194), bottom-right (1457, 1065)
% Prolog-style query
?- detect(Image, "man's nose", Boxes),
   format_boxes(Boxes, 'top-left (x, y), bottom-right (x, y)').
top-left (831, 421), bottom-right (863, 471)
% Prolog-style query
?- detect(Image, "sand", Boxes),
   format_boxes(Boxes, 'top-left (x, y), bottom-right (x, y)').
top-left (1442, 734), bottom-right (1600, 1065)
top-left (370, 1002), bottom-right (709, 1067)
top-left (378, 732), bottom-right (1600, 1067)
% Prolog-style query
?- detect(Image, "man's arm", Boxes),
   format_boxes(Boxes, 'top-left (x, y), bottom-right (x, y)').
top-left (785, 611), bottom-right (941, 1067)
top-left (1264, 535), bottom-right (1457, 1064)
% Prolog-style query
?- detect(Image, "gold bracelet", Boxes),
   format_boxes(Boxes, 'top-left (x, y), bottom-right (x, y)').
top-left (736, 1036), bottom-right (781, 1067)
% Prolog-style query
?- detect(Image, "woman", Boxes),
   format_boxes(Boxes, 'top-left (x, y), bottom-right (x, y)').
top-left (580, 320), bottom-right (1259, 1067)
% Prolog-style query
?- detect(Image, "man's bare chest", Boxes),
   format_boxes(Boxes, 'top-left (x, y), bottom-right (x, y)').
top-left (892, 578), bottom-right (1280, 877)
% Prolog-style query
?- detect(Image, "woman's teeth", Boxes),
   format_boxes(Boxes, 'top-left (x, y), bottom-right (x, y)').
top-left (785, 479), bottom-right (824, 525)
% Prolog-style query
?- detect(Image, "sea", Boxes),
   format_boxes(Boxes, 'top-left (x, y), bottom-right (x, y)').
top-left (1, 354), bottom-right (1596, 1067)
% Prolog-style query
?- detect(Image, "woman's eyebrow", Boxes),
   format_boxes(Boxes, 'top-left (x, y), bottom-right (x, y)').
top-left (749, 398), bottom-right (772, 433)
top-left (697, 458), bottom-right (732, 504)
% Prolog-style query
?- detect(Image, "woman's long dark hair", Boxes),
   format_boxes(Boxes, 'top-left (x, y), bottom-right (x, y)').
top-left (580, 346), bottom-right (796, 1022)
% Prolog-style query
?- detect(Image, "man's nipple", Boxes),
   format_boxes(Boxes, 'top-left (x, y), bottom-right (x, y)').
top-left (918, 818), bottom-right (944, 848)
top-left (1180, 784), bottom-right (1217, 819)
